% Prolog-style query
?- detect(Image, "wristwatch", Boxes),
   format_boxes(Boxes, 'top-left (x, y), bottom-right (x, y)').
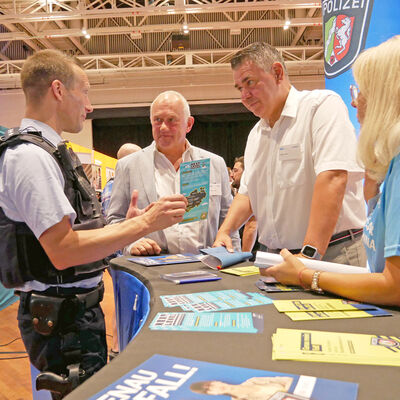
top-left (300, 244), bottom-right (321, 260)
top-left (311, 271), bottom-right (324, 294)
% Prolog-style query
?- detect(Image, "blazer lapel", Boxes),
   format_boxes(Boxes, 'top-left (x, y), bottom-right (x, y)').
top-left (138, 145), bottom-right (158, 204)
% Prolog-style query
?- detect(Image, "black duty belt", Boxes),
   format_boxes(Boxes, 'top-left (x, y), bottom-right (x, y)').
top-left (16, 282), bottom-right (104, 336)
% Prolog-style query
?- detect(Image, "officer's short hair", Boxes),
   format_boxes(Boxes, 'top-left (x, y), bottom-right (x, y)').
top-left (21, 49), bottom-right (82, 102)
top-left (230, 42), bottom-right (288, 75)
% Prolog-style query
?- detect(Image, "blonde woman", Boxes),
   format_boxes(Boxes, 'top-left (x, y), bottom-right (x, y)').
top-left (262, 35), bottom-right (400, 307)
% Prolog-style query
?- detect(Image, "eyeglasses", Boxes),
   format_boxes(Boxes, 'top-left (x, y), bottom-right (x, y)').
top-left (349, 84), bottom-right (359, 103)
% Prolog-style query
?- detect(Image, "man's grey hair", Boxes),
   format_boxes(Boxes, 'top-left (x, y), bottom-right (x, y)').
top-left (230, 42), bottom-right (288, 75)
top-left (150, 90), bottom-right (191, 121)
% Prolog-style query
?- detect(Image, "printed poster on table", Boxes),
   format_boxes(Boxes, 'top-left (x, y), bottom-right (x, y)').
top-left (180, 158), bottom-right (210, 224)
top-left (89, 354), bottom-right (358, 400)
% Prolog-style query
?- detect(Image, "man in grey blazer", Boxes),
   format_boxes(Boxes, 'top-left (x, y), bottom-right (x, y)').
top-left (107, 91), bottom-right (240, 256)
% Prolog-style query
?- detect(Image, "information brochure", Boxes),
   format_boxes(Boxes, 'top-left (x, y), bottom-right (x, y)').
top-left (272, 298), bottom-right (391, 321)
top-left (199, 246), bottom-right (253, 269)
top-left (180, 158), bottom-right (210, 224)
top-left (128, 253), bottom-right (199, 266)
top-left (149, 312), bottom-right (264, 333)
top-left (160, 289), bottom-right (272, 312)
top-left (160, 270), bottom-right (221, 284)
top-left (255, 251), bottom-right (368, 274)
top-left (221, 265), bottom-right (260, 276)
top-left (273, 298), bottom-right (383, 313)
top-left (89, 354), bottom-right (359, 400)
top-left (284, 308), bottom-right (392, 321)
top-left (272, 328), bottom-right (400, 366)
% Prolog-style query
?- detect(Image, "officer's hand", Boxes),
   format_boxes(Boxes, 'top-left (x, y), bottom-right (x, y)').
top-left (130, 238), bottom-right (162, 256)
top-left (213, 232), bottom-right (234, 253)
top-left (143, 195), bottom-right (187, 231)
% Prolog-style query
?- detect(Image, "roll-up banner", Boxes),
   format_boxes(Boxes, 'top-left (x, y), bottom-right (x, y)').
top-left (322, 0), bottom-right (400, 131)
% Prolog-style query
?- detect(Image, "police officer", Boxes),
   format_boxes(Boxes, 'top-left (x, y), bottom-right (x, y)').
top-left (0, 49), bottom-right (187, 398)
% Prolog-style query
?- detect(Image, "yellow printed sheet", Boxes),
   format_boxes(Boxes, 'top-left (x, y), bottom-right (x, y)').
top-left (220, 266), bottom-right (260, 276)
top-left (273, 298), bottom-right (378, 313)
top-left (285, 309), bottom-right (390, 321)
top-left (272, 328), bottom-right (400, 366)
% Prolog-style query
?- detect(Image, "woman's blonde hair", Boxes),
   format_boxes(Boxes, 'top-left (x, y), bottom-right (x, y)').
top-left (354, 35), bottom-right (400, 182)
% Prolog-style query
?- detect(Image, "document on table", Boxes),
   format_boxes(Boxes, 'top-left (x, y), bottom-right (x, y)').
top-left (285, 309), bottom-right (391, 321)
top-left (199, 246), bottom-right (253, 269)
top-left (149, 312), bottom-right (264, 333)
top-left (272, 328), bottom-right (400, 366)
top-left (221, 265), bottom-right (260, 276)
top-left (160, 289), bottom-right (272, 312)
top-left (273, 298), bottom-right (382, 312)
top-left (272, 299), bottom-right (391, 321)
top-left (90, 354), bottom-right (358, 400)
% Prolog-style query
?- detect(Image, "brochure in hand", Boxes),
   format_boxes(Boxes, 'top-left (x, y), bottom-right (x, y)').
top-left (160, 270), bottom-right (221, 284)
top-left (199, 246), bottom-right (253, 269)
top-left (128, 253), bottom-right (200, 266)
top-left (180, 158), bottom-right (210, 224)
top-left (89, 354), bottom-right (359, 400)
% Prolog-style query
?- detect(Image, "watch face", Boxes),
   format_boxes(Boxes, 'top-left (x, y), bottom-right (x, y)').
top-left (302, 245), bottom-right (317, 258)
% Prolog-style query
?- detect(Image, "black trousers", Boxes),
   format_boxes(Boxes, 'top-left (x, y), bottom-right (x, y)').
top-left (17, 293), bottom-right (107, 394)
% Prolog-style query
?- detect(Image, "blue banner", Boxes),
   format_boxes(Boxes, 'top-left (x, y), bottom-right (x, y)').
top-left (323, 0), bottom-right (400, 132)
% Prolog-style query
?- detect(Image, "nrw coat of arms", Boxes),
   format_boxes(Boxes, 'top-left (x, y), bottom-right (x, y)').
top-left (323, 0), bottom-right (374, 78)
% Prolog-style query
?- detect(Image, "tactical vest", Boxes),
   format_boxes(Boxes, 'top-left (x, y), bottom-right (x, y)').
top-left (0, 129), bottom-right (107, 288)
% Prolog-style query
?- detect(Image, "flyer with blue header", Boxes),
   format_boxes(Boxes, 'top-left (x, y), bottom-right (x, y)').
top-left (89, 354), bottom-right (358, 400)
top-left (149, 312), bottom-right (264, 333)
top-left (160, 289), bottom-right (272, 312)
top-left (180, 158), bottom-right (210, 224)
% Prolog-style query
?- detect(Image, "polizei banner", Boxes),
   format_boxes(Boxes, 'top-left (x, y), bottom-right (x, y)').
top-left (323, 0), bottom-right (374, 79)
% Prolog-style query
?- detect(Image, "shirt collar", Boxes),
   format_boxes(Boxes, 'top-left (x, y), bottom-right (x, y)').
top-left (152, 139), bottom-right (193, 163)
top-left (259, 86), bottom-right (299, 129)
top-left (20, 118), bottom-right (63, 147)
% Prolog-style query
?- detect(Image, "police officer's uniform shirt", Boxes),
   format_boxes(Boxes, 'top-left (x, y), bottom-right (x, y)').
top-left (239, 87), bottom-right (366, 250)
top-left (0, 118), bottom-right (102, 291)
top-left (153, 140), bottom-right (202, 254)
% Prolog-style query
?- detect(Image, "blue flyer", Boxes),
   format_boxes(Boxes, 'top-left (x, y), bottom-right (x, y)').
top-left (149, 312), bottom-right (264, 333)
top-left (89, 354), bottom-right (358, 400)
top-left (180, 158), bottom-right (210, 224)
top-left (160, 289), bottom-right (272, 312)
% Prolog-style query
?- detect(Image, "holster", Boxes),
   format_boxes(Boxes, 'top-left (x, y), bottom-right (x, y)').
top-left (29, 294), bottom-right (65, 336)
top-left (27, 282), bottom-right (104, 336)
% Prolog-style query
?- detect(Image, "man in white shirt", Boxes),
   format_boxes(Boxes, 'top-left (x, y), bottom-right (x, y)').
top-left (107, 91), bottom-right (240, 255)
top-left (214, 42), bottom-right (366, 265)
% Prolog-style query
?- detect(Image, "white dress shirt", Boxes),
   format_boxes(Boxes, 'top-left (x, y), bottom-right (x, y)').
top-left (239, 87), bottom-right (366, 250)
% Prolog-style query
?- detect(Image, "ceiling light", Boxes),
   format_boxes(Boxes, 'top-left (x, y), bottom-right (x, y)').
top-left (82, 28), bottom-right (87, 35)
top-left (84, 33), bottom-right (91, 39)
top-left (183, 29), bottom-right (189, 34)
top-left (183, 24), bottom-right (188, 30)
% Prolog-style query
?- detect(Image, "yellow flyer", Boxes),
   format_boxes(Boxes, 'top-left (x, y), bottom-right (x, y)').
top-left (272, 328), bottom-right (400, 366)
top-left (285, 308), bottom-right (391, 321)
top-left (220, 266), bottom-right (260, 276)
top-left (273, 298), bottom-right (379, 313)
